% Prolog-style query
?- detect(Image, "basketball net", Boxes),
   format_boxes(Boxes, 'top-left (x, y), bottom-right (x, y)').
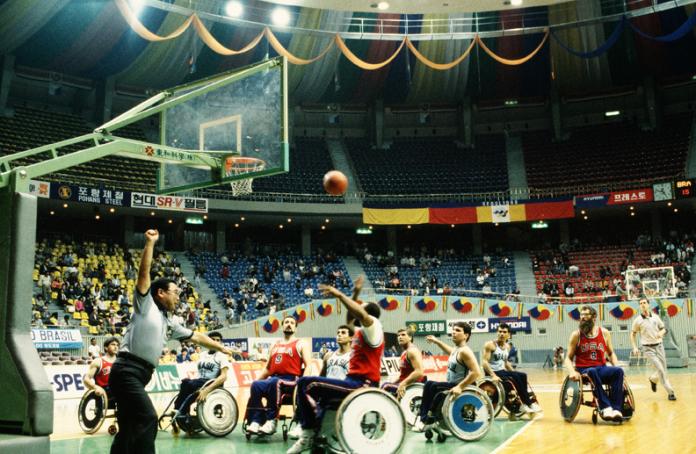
top-left (224, 156), bottom-right (266, 196)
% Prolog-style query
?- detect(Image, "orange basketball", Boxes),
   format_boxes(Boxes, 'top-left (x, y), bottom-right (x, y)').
top-left (323, 170), bottom-right (348, 196)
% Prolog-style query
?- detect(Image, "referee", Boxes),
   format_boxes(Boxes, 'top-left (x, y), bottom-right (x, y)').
top-left (110, 230), bottom-right (234, 454)
top-left (630, 297), bottom-right (676, 401)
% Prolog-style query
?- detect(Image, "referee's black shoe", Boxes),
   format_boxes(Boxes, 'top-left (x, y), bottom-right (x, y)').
top-left (649, 379), bottom-right (657, 392)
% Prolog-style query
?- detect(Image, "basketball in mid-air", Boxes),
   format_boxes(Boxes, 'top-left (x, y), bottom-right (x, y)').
top-left (323, 170), bottom-right (348, 196)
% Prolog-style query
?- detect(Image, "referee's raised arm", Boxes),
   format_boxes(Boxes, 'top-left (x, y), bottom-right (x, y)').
top-left (136, 229), bottom-right (159, 296)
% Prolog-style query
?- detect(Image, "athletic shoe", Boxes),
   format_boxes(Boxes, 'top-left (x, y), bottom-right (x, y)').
top-left (668, 394), bottom-right (677, 401)
top-left (600, 408), bottom-right (615, 420)
top-left (286, 432), bottom-right (314, 454)
top-left (519, 404), bottom-right (533, 414)
top-left (246, 421), bottom-right (261, 434)
top-left (411, 420), bottom-right (425, 433)
top-left (528, 402), bottom-right (542, 413)
top-left (288, 424), bottom-right (304, 439)
top-left (650, 380), bottom-right (657, 393)
top-left (259, 420), bottom-right (277, 435)
top-left (610, 409), bottom-right (623, 421)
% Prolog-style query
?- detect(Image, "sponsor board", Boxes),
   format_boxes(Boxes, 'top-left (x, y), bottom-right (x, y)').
top-left (574, 193), bottom-right (609, 208)
top-left (446, 318), bottom-right (489, 334)
top-left (608, 188), bottom-right (653, 205)
top-left (131, 192), bottom-right (207, 213)
top-left (32, 329), bottom-right (83, 349)
top-left (51, 184), bottom-right (129, 206)
top-left (28, 180), bottom-right (50, 198)
top-left (488, 316), bottom-right (532, 333)
top-left (406, 320), bottom-right (447, 336)
top-left (381, 355), bottom-right (449, 378)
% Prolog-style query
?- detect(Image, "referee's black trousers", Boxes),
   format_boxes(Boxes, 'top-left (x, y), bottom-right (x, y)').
top-left (110, 358), bottom-right (157, 454)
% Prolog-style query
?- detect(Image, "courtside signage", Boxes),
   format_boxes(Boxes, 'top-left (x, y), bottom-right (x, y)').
top-left (32, 329), bottom-right (83, 349)
top-left (607, 188), bottom-right (653, 205)
top-left (446, 318), bottom-right (489, 334)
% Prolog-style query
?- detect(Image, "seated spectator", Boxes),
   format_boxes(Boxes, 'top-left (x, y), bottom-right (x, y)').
top-left (177, 348), bottom-right (191, 363)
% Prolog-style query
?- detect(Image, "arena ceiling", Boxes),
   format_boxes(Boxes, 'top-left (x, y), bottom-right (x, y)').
top-left (263, 0), bottom-right (571, 14)
top-left (2, 0), bottom-right (696, 105)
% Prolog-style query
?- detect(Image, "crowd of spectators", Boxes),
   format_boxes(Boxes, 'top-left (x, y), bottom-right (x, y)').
top-left (533, 232), bottom-right (693, 303)
top-left (31, 237), bottom-right (221, 335)
top-left (358, 245), bottom-right (515, 298)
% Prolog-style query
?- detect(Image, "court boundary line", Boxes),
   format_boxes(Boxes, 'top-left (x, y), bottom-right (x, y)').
top-left (490, 418), bottom-right (536, 454)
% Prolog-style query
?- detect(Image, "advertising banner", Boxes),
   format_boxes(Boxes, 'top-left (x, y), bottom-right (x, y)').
top-left (131, 192), bottom-right (207, 213)
top-left (446, 318), bottom-right (489, 334)
top-left (32, 329), bottom-right (83, 349)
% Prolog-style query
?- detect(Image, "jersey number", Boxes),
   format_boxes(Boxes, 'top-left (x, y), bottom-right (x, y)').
top-left (590, 351), bottom-right (597, 360)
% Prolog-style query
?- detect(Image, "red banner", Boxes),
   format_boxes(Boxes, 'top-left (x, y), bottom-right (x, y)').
top-left (429, 207), bottom-right (477, 224)
top-left (608, 188), bottom-right (653, 205)
top-left (525, 200), bottom-right (574, 220)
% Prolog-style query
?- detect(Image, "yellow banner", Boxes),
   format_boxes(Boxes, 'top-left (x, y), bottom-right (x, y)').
top-left (363, 207), bottom-right (429, 225)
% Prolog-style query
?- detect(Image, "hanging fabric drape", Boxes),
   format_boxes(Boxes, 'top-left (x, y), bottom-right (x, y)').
top-left (192, 16), bottom-right (264, 56)
top-left (551, 17), bottom-right (625, 58)
top-left (334, 35), bottom-right (405, 70)
top-left (265, 27), bottom-right (335, 65)
top-left (114, 0), bottom-right (193, 42)
top-left (475, 30), bottom-right (549, 65)
top-left (405, 37), bottom-right (476, 70)
top-left (628, 8), bottom-right (696, 42)
top-left (112, 0), bottom-right (696, 69)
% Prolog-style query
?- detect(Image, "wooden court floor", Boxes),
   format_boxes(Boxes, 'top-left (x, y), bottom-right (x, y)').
top-left (49, 366), bottom-right (695, 454)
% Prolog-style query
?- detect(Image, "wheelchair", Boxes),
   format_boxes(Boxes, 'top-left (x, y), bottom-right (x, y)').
top-left (313, 387), bottom-right (406, 454)
top-left (399, 382), bottom-right (425, 427)
top-left (423, 386), bottom-right (494, 443)
top-left (242, 383), bottom-right (296, 441)
top-left (559, 374), bottom-right (635, 424)
top-left (78, 389), bottom-right (118, 435)
top-left (477, 376), bottom-right (540, 420)
top-left (158, 381), bottom-right (239, 437)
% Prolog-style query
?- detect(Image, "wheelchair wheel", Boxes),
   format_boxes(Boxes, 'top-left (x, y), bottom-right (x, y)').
top-left (559, 376), bottom-right (582, 423)
top-left (335, 388), bottom-right (406, 454)
top-left (476, 378), bottom-right (505, 417)
top-left (78, 390), bottom-right (107, 434)
top-left (108, 424), bottom-right (118, 436)
top-left (621, 379), bottom-right (635, 421)
top-left (436, 432), bottom-right (447, 443)
top-left (399, 383), bottom-right (425, 426)
top-left (197, 388), bottom-right (238, 437)
top-left (441, 386), bottom-right (494, 442)
top-left (424, 429), bottom-right (433, 441)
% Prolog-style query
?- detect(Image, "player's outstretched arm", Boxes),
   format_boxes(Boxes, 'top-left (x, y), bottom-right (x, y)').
top-left (425, 335), bottom-right (453, 355)
top-left (136, 229), bottom-right (158, 296)
top-left (319, 284), bottom-right (373, 327)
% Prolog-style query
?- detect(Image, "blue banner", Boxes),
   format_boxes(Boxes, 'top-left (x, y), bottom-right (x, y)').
top-left (32, 328), bottom-right (83, 349)
top-left (488, 317), bottom-right (532, 333)
top-left (51, 183), bottom-right (130, 207)
top-left (574, 193), bottom-right (609, 208)
top-left (312, 337), bottom-right (338, 353)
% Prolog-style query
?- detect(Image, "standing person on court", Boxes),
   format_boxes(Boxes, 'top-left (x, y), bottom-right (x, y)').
top-left (413, 322), bottom-right (482, 432)
top-left (481, 323), bottom-right (541, 415)
top-left (631, 298), bottom-right (676, 401)
top-left (83, 337), bottom-right (120, 400)
top-left (564, 305), bottom-right (625, 422)
top-left (380, 327), bottom-right (425, 398)
top-left (287, 276), bottom-right (385, 454)
top-left (109, 229), bottom-right (233, 454)
top-left (245, 315), bottom-right (313, 436)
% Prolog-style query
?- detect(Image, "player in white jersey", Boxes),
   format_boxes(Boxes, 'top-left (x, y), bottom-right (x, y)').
top-left (322, 325), bottom-right (354, 380)
top-left (172, 331), bottom-right (232, 416)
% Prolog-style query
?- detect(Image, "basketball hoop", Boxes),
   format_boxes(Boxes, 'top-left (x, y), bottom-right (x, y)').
top-left (223, 156), bottom-right (266, 196)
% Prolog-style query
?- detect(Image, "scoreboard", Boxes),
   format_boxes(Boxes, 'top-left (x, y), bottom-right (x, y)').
top-left (675, 179), bottom-right (695, 199)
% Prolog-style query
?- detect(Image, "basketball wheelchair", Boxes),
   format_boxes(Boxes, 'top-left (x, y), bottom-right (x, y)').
top-left (422, 386), bottom-right (494, 443)
top-left (158, 380), bottom-right (239, 437)
top-left (241, 380), bottom-right (297, 441)
top-left (78, 389), bottom-right (118, 435)
top-left (559, 374), bottom-right (635, 424)
top-left (312, 387), bottom-right (406, 454)
top-left (477, 376), bottom-right (541, 419)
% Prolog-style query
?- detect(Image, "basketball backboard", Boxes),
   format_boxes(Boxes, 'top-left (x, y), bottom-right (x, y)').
top-left (157, 57), bottom-right (289, 194)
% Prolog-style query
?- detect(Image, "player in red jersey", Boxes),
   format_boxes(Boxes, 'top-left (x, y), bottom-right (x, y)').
top-left (381, 327), bottom-right (425, 398)
top-left (287, 276), bottom-right (384, 454)
top-left (84, 337), bottom-right (120, 399)
top-left (246, 316), bottom-right (312, 436)
top-left (564, 305), bottom-right (625, 422)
